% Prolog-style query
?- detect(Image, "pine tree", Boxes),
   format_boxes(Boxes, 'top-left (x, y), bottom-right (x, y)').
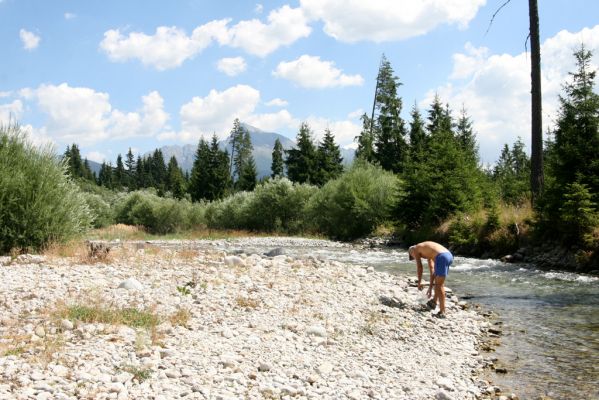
top-left (98, 162), bottom-right (114, 189)
top-left (125, 148), bottom-right (136, 189)
top-left (166, 156), bottom-right (186, 199)
top-left (408, 103), bottom-right (427, 165)
top-left (286, 122), bottom-right (317, 184)
top-left (135, 156), bottom-right (146, 188)
top-left (550, 46), bottom-right (599, 202)
top-left (271, 138), bottom-right (284, 178)
top-left (372, 54), bottom-right (408, 173)
top-left (208, 134), bottom-right (231, 200)
top-left (82, 158), bottom-right (94, 181)
top-left (455, 106), bottom-right (479, 164)
top-left (355, 114), bottom-right (375, 162)
top-left (114, 154), bottom-right (125, 190)
top-left (493, 138), bottom-right (530, 204)
top-left (236, 130), bottom-right (257, 191)
top-left (315, 128), bottom-right (343, 186)
top-left (189, 138), bottom-right (211, 202)
top-left (151, 149), bottom-right (167, 193)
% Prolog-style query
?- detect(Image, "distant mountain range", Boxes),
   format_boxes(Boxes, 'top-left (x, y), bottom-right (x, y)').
top-left (85, 123), bottom-right (354, 179)
top-left (149, 123), bottom-right (355, 179)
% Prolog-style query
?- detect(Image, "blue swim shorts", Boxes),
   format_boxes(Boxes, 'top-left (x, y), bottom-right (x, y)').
top-left (434, 252), bottom-right (453, 277)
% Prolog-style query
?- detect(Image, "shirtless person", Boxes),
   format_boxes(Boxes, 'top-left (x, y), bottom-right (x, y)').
top-left (408, 241), bottom-right (454, 317)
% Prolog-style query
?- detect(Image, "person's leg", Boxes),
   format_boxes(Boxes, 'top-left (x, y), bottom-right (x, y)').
top-left (435, 276), bottom-right (446, 313)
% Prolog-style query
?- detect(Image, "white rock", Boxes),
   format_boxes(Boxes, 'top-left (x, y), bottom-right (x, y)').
top-left (317, 362), bottom-right (334, 375)
top-left (224, 256), bottom-right (245, 267)
top-left (436, 377), bottom-right (454, 391)
top-left (60, 319), bottom-right (74, 331)
top-left (118, 278), bottom-right (144, 291)
top-left (306, 325), bottom-right (327, 337)
top-left (34, 325), bottom-right (46, 338)
top-left (435, 389), bottom-right (454, 400)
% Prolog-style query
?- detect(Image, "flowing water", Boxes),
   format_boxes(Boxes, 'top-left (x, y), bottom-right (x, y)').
top-left (224, 242), bottom-right (599, 399)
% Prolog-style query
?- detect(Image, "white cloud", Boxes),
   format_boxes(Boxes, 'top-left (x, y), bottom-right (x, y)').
top-left (226, 5), bottom-right (311, 57)
top-left (246, 110), bottom-right (298, 132)
top-left (20, 29), bottom-right (40, 50)
top-left (179, 85), bottom-right (261, 141)
top-left (64, 13), bottom-right (76, 20)
top-left (426, 25), bottom-right (599, 164)
top-left (273, 55), bottom-right (364, 88)
top-left (348, 108), bottom-right (365, 119)
top-left (255, 4), bottom-right (263, 14)
top-left (0, 91), bottom-right (12, 98)
top-left (100, 5), bottom-right (311, 69)
top-left (85, 151), bottom-right (107, 164)
top-left (217, 56), bottom-right (247, 76)
top-left (0, 99), bottom-right (23, 123)
top-left (265, 98), bottom-right (288, 107)
top-left (304, 116), bottom-right (361, 146)
top-left (300, 0), bottom-right (485, 43)
top-left (20, 83), bottom-right (169, 145)
top-left (100, 20), bottom-right (230, 70)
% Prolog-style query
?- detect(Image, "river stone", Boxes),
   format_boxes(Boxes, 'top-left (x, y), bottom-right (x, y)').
top-left (317, 362), bottom-right (334, 375)
top-left (306, 325), bottom-right (327, 337)
top-left (34, 326), bottom-right (46, 338)
top-left (435, 389), bottom-right (454, 400)
top-left (224, 255), bottom-right (245, 267)
top-left (265, 248), bottom-right (285, 257)
top-left (258, 362), bottom-right (271, 372)
top-left (436, 377), bottom-right (454, 390)
top-left (60, 319), bottom-right (74, 330)
top-left (118, 278), bottom-right (144, 291)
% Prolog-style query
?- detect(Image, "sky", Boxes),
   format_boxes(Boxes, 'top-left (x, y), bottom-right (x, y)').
top-left (1, 0), bottom-right (598, 166)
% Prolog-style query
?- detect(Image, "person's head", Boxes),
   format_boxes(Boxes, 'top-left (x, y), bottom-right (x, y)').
top-left (408, 245), bottom-right (416, 261)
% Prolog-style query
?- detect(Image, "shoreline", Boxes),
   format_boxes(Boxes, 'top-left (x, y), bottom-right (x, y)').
top-left (1, 238), bottom-right (504, 399)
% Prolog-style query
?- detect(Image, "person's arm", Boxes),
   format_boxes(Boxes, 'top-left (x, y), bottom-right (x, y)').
top-left (427, 258), bottom-right (435, 298)
top-left (416, 257), bottom-right (423, 290)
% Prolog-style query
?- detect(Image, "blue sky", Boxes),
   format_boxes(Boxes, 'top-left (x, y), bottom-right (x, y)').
top-left (1, 0), bottom-right (598, 165)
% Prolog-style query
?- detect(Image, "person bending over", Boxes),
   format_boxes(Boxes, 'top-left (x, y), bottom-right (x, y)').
top-left (408, 241), bottom-right (453, 318)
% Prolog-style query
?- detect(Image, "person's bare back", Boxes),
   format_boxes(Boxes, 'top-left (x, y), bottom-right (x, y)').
top-left (409, 241), bottom-right (449, 260)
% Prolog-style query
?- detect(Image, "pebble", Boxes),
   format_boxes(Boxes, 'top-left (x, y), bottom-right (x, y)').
top-left (0, 238), bottom-right (487, 400)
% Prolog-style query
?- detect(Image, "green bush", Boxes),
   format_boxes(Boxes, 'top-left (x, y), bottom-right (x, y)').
top-left (305, 161), bottom-right (398, 240)
top-left (82, 192), bottom-right (114, 228)
top-left (115, 190), bottom-right (205, 234)
top-left (0, 124), bottom-right (92, 253)
top-left (204, 179), bottom-right (318, 233)
top-left (245, 178), bottom-right (317, 233)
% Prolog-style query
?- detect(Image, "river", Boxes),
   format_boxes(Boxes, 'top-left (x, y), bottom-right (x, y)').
top-left (223, 241), bottom-right (599, 399)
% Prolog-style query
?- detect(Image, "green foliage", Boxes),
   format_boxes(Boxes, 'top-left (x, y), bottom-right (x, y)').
top-left (205, 178), bottom-right (317, 233)
top-left (286, 122), bottom-right (318, 184)
top-left (493, 138), bottom-right (530, 204)
top-left (396, 99), bottom-right (484, 228)
top-left (372, 54), bottom-right (408, 173)
top-left (314, 128), bottom-right (344, 186)
top-left (189, 135), bottom-right (231, 201)
top-left (0, 123), bottom-right (92, 253)
top-left (355, 113), bottom-right (375, 163)
top-left (306, 160), bottom-right (398, 240)
top-left (271, 138), bottom-right (284, 178)
top-left (559, 183), bottom-right (598, 243)
top-left (81, 192), bottom-right (114, 228)
top-left (115, 191), bottom-right (205, 234)
top-left (166, 156), bottom-right (187, 199)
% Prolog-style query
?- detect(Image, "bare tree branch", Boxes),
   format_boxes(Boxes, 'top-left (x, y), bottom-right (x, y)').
top-left (485, 0), bottom-right (512, 36)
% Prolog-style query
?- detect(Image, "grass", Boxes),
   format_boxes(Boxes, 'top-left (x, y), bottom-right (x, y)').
top-left (59, 304), bottom-right (160, 329)
top-left (121, 364), bottom-right (152, 382)
top-left (235, 296), bottom-right (261, 310)
top-left (168, 308), bottom-right (191, 327)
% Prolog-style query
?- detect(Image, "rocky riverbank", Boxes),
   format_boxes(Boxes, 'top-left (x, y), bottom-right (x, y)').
top-left (1, 238), bottom-right (499, 399)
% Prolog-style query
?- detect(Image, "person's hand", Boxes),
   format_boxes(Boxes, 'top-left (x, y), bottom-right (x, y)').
top-left (418, 283), bottom-right (423, 291)
top-left (426, 287), bottom-right (432, 298)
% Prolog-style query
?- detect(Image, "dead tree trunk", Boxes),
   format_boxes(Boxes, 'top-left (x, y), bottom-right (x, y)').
top-left (529, 0), bottom-right (544, 205)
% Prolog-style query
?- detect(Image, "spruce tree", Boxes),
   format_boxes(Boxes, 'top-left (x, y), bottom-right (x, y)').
top-left (355, 114), bottom-right (375, 162)
top-left (166, 156), bottom-right (186, 199)
top-left (315, 128), bottom-right (343, 186)
top-left (271, 138), bottom-right (284, 178)
top-left (286, 122), bottom-right (317, 184)
top-left (372, 54), bottom-right (408, 173)
top-left (125, 148), bottom-right (136, 189)
top-left (455, 106), bottom-right (479, 164)
top-left (408, 103), bottom-right (427, 165)
top-left (114, 154), bottom-right (125, 190)
top-left (550, 46), bottom-right (599, 202)
top-left (189, 139), bottom-right (211, 202)
top-left (208, 134), bottom-right (231, 200)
